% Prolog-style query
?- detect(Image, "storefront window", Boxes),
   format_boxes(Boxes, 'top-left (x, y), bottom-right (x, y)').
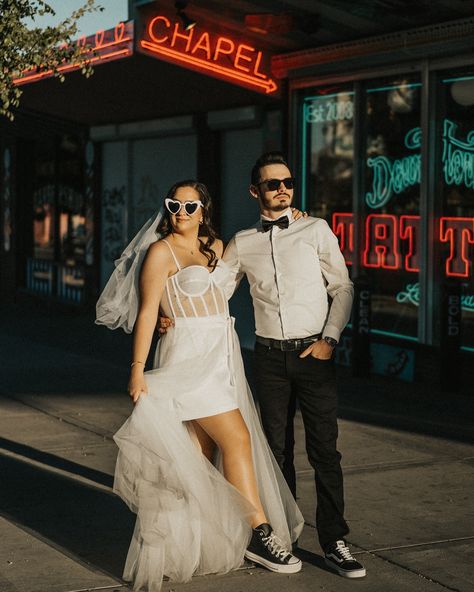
top-left (301, 86), bottom-right (354, 221)
top-left (28, 134), bottom-right (85, 302)
top-left (33, 142), bottom-right (55, 260)
top-left (363, 77), bottom-right (421, 340)
top-left (438, 70), bottom-right (474, 351)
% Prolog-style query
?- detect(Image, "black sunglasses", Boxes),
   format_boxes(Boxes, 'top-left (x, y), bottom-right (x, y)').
top-left (256, 177), bottom-right (296, 192)
top-left (164, 198), bottom-right (203, 216)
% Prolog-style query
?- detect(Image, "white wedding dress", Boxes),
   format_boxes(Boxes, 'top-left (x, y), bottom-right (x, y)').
top-left (113, 241), bottom-right (304, 592)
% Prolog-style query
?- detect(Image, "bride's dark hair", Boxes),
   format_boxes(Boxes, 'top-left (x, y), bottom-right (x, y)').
top-left (156, 180), bottom-right (220, 269)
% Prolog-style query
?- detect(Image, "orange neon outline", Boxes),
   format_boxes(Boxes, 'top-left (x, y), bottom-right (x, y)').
top-left (140, 39), bottom-right (277, 93)
top-left (213, 36), bottom-right (235, 61)
top-left (399, 215), bottom-right (421, 273)
top-left (439, 217), bottom-right (474, 278)
top-left (14, 48), bottom-right (131, 85)
top-left (234, 43), bottom-right (255, 73)
top-left (148, 15), bottom-right (170, 43)
top-left (332, 212), bottom-right (354, 265)
top-left (95, 29), bottom-right (105, 47)
top-left (363, 214), bottom-right (401, 270)
top-left (115, 22), bottom-right (125, 43)
top-left (191, 31), bottom-right (211, 60)
top-left (171, 21), bottom-right (194, 52)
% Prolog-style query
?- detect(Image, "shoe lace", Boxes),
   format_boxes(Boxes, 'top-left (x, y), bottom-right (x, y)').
top-left (261, 532), bottom-right (290, 560)
top-left (335, 540), bottom-right (355, 561)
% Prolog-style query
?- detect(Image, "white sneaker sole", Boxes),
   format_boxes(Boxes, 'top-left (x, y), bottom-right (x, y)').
top-left (324, 558), bottom-right (366, 578)
top-left (245, 551), bottom-right (302, 574)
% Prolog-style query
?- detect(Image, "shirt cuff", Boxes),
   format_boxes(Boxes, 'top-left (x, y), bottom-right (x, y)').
top-left (322, 324), bottom-right (341, 343)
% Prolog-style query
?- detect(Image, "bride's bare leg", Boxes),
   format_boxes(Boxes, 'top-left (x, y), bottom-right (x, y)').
top-left (196, 409), bottom-right (267, 528)
top-left (191, 420), bottom-right (216, 462)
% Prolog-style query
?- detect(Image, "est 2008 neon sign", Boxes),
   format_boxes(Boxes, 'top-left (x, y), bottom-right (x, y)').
top-left (139, 14), bottom-right (278, 95)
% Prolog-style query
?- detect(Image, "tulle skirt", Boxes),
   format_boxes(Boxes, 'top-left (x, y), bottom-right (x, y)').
top-left (113, 314), bottom-right (304, 592)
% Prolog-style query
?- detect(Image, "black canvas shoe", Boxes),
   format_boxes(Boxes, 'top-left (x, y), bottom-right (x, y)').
top-left (245, 523), bottom-right (302, 574)
top-left (324, 540), bottom-right (366, 578)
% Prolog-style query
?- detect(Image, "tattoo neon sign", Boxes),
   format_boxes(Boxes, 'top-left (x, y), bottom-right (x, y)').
top-left (14, 22), bottom-right (134, 86)
top-left (332, 212), bottom-right (474, 278)
top-left (139, 14), bottom-right (278, 95)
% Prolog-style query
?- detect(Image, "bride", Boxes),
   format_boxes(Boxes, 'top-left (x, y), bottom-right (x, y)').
top-left (96, 180), bottom-right (304, 592)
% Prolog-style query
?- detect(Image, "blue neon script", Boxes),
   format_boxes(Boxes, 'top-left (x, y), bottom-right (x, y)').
top-left (366, 128), bottom-right (421, 209)
top-left (442, 120), bottom-right (474, 189)
top-left (366, 121), bottom-right (473, 208)
top-left (397, 282), bottom-right (474, 312)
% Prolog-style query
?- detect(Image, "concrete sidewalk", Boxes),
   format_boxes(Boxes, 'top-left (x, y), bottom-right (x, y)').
top-left (0, 302), bottom-right (473, 592)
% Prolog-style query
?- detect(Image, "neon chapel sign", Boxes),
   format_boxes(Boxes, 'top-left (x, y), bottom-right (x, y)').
top-left (332, 212), bottom-right (474, 278)
top-left (139, 15), bottom-right (278, 94)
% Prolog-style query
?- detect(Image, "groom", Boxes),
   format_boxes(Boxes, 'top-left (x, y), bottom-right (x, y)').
top-left (223, 151), bottom-right (365, 579)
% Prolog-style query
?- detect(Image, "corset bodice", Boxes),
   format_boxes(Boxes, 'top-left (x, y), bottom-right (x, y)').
top-left (161, 260), bottom-right (231, 319)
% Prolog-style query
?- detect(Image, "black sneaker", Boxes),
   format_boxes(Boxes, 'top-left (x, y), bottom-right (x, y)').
top-left (324, 540), bottom-right (366, 578)
top-left (245, 523), bottom-right (302, 574)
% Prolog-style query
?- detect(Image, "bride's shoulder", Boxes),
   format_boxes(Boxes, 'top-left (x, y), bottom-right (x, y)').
top-left (146, 238), bottom-right (174, 264)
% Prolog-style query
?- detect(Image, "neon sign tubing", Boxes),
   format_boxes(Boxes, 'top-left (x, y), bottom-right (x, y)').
top-left (14, 48), bottom-right (132, 86)
top-left (140, 39), bottom-right (277, 94)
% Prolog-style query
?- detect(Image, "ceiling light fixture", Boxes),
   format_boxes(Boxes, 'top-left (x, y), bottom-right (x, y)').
top-left (175, 1), bottom-right (197, 31)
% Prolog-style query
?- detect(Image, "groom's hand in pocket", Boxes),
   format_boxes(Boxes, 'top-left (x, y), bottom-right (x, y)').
top-left (299, 339), bottom-right (334, 360)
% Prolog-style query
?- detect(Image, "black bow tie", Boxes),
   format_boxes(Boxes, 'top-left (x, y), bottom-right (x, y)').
top-left (261, 216), bottom-right (289, 232)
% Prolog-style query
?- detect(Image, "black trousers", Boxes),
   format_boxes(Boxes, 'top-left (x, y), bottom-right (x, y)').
top-left (254, 341), bottom-right (349, 549)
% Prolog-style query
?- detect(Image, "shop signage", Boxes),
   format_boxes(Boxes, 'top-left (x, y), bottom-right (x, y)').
top-left (332, 212), bottom-right (474, 278)
top-left (14, 22), bottom-right (134, 86)
top-left (366, 120), bottom-right (473, 208)
top-left (139, 14), bottom-right (278, 95)
top-left (397, 282), bottom-right (474, 312)
top-left (443, 119), bottom-right (474, 189)
top-left (304, 96), bottom-right (354, 123)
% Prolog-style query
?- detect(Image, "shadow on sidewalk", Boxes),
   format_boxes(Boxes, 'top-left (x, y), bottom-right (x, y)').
top-left (0, 450), bottom-right (134, 579)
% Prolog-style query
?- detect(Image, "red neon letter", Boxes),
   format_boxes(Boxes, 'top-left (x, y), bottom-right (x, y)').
top-left (234, 43), bottom-right (255, 72)
top-left (400, 215), bottom-right (420, 272)
top-left (253, 50), bottom-right (266, 79)
top-left (213, 37), bottom-right (235, 61)
top-left (332, 212), bottom-right (354, 265)
top-left (171, 22), bottom-right (194, 51)
top-left (363, 214), bottom-right (401, 269)
top-left (191, 32), bottom-right (211, 59)
top-left (440, 217), bottom-right (474, 278)
top-left (148, 15), bottom-right (170, 44)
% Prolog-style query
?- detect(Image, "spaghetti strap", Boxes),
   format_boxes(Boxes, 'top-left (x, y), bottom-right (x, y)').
top-left (162, 239), bottom-right (182, 271)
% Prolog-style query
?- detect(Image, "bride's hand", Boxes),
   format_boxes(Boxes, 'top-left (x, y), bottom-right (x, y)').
top-left (291, 207), bottom-right (308, 221)
top-left (128, 370), bottom-right (148, 403)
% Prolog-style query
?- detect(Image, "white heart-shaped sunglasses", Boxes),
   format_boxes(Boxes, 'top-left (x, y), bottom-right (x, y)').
top-left (165, 198), bottom-right (203, 216)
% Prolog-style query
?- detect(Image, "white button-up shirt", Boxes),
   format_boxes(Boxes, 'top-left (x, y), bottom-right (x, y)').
top-left (223, 209), bottom-right (353, 342)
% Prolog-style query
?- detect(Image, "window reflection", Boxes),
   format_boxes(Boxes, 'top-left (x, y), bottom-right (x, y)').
top-left (364, 77), bottom-right (421, 339)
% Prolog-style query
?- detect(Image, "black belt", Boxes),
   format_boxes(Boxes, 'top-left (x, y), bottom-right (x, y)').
top-left (256, 333), bottom-right (321, 352)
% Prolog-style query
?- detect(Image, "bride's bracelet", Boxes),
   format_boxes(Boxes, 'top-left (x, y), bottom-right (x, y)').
top-left (131, 361), bottom-right (145, 368)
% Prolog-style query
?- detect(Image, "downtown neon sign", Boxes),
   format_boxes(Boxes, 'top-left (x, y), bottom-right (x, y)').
top-left (332, 212), bottom-right (474, 278)
top-left (366, 120), bottom-right (473, 209)
top-left (139, 14), bottom-right (278, 95)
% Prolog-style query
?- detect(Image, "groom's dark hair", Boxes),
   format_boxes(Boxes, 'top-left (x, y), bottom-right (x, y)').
top-left (251, 151), bottom-right (290, 185)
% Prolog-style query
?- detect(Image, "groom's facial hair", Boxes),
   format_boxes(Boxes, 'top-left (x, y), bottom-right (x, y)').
top-left (258, 188), bottom-right (293, 212)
